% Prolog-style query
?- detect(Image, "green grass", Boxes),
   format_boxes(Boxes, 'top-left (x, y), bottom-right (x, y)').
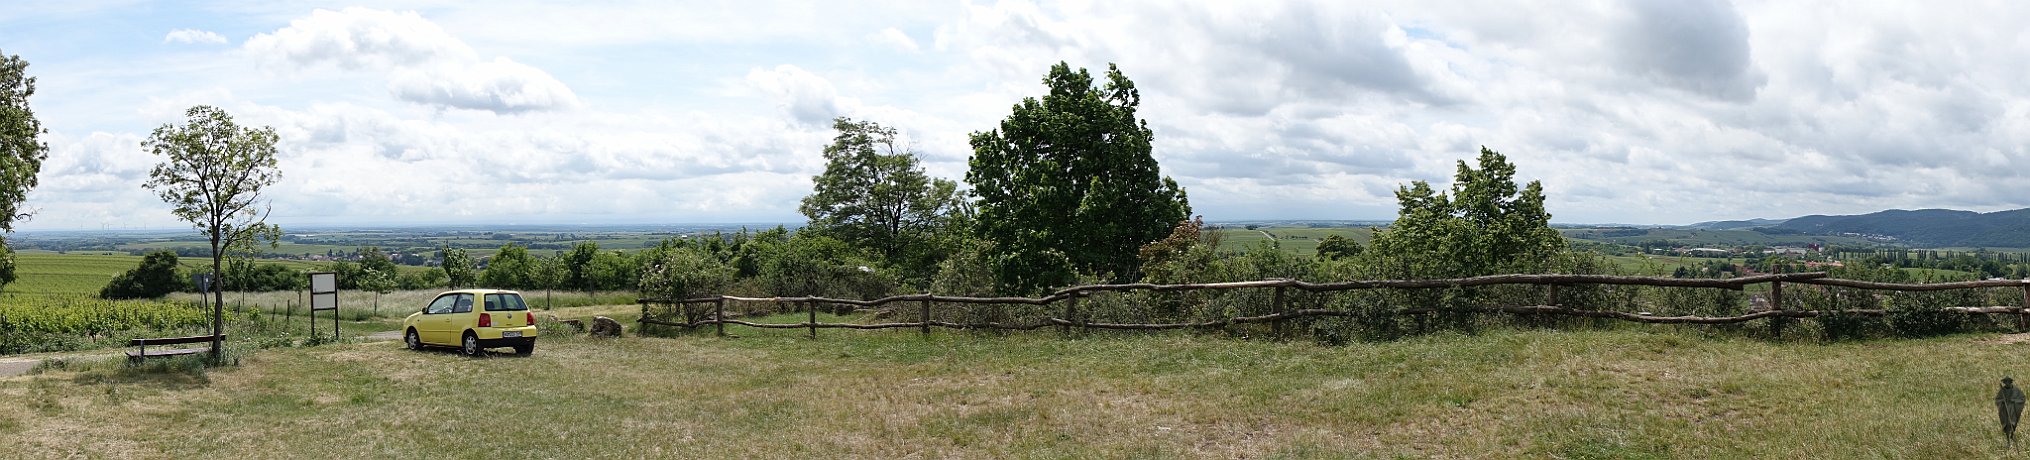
top-left (2, 252), bottom-right (432, 300)
top-left (3, 252), bottom-right (140, 298)
top-left (3, 320), bottom-right (2024, 458)
top-left (1214, 227), bottom-right (1375, 257)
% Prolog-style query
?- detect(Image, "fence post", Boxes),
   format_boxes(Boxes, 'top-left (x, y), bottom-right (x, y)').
top-left (1770, 280), bottom-right (1785, 339)
top-left (1062, 292), bottom-right (1077, 335)
top-left (715, 297), bottom-right (726, 337)
top-left (1271, 286), bottom-right (1287, 339)
top-left (1546, 284), bottom-right (1559, 306)
top-left (2020, 284), bottom-right (2029, 332)
top-left (808, 300), bottom-right (818, 339)
top-left (921, 298), bottom-right (932, 336)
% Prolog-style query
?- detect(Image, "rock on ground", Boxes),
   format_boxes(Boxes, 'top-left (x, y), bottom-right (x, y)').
top-left (590, 316), bottom-right (624, 338)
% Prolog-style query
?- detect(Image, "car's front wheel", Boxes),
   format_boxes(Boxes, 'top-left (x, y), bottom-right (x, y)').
top-left (405, 329), bottom-right (422, 351)
top-left (514, 341), bottom-right (534, 356)
top-left (461, 332), bottom-right (480, 356)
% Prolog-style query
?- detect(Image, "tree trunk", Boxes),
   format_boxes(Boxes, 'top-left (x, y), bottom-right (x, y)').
top-left (210, 239), bottom-right (224, 363)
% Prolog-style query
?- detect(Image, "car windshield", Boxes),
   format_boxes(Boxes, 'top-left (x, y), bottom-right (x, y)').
top-left (484, 293), bottom-right (528, 311)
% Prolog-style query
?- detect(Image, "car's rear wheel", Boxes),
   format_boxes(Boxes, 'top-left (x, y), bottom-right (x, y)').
top-left (461, 332), bottom-right (480, 356)
top-left (405, 329), bottom-right (422, 351)
top-left (514, 341), bottom-right (534, 356)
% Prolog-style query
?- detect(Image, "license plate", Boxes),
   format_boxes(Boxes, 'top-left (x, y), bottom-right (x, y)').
top-left (502, 331), bottom-right (522, 338)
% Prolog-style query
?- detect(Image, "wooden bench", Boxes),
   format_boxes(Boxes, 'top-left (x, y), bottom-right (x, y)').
top-left (127, 334), bottom-right (224, 364)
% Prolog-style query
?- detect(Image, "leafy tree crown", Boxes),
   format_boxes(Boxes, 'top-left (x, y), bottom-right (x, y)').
top-left (965, 62), bottom-right (1189, 293)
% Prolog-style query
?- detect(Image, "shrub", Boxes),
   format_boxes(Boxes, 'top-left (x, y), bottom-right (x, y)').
top-left (100, 251), bottom-right (188, 299)
top-left (638, 247), bottom-right (736, 329)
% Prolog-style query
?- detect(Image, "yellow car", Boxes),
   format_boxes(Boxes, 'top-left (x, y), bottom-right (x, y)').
top-left (403, 289), bottom-right (538, 356)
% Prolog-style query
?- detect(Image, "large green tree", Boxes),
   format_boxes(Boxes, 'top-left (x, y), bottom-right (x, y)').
top-left (143, 105), bottom-right (282, 360)
top-left (0, 51), bottom-right (50, 289)
top-left (0, 52), bottom-right (45, 232)
top-left (799, 117), bottom-right (966, 282)
top-left (1367, 146), bottom-right (1563, 278)
top-left (966, 62), bottom-right (1189, 292)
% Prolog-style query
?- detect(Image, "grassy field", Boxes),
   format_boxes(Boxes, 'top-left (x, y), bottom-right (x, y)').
top-left (3, 311), bottom-right (2024, 458)
top-left (2, 251), bottom-right (431, 300)
top-left (1214, 227), bottom-right (1376, 257)
top-left (2, 252), bottom-right (144, 298)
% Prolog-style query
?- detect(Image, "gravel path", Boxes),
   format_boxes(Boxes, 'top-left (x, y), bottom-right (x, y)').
top-left (0, 360), bottom-right (35, 378)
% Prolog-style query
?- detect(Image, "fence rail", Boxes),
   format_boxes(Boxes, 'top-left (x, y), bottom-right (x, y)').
top-left (637, 272), bottom-right (2030, 337)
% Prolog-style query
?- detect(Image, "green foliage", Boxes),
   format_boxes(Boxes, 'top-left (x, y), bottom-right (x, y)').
top-left (1137, 217), bottom-right (1221, 285)
top-left (0, 296), bottom-right (210, 353)
top-left (1314, 234), bottom-right (1363, 261)
top-left (638, 247), bottom-right (734, 301)
top-left (0, 243), bottom-right (18, 290)
top-left (931, 239), bottom-right (998, 297)
top-left (478, 244), bottom-right (536, 289)
top-left (1368, 147), bottom-right (1562, 279)
top-left (564, 242), bottom-right (600, 291)
top-left (799, 117), bottom-right (968, 285)
top-left (966, 62), bottom-right (1189, 293)
top-left (532, 253), bottom-right (566, 291)
top-left (397, 268), bottom-right (446, 290)
top-left (585, 249), bottom-right (640, 291)
top-left (343, 247), bottom-right (399, 294)
top-left (0, 51), bottom-right (47, 235)
top-left (637, 245), bottom-right (739, 332)
top-left (98, 251), bottom-right (186, 299)
top-left (221, 257), bottom-right (306, 292)
top-left (760, 233), bottom-right (893, 300)
top-left (440, 247), bottom-right (476, 288)
top-left (142, 105), bottom-right (283, 309)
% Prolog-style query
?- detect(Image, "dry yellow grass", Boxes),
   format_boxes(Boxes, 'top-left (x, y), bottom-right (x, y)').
top-left (1, 317), bottom-right (2026, 458)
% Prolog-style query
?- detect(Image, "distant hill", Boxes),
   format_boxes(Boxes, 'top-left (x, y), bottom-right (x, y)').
top-left (1684, 218), bottom-right (1787, 230)
top-left (1774, 208), bottom-right (2030, 247)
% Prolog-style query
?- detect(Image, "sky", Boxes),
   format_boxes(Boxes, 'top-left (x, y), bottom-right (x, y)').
top-left (3, 1), bottom-right (2028, 231)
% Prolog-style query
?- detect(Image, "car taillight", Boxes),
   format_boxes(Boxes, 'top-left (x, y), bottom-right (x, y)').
top-left (526, 312), bottom-right (535, 326)
top-left (479, 313), bottom-right (492, 327)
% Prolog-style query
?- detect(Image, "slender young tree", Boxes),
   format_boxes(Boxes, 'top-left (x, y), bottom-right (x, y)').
top-left (143, 105), bottom-right (282, 361)
top-left (0, 51), bottom-right (50, 290)
top-left (440, 247), bottom-right (477, 288)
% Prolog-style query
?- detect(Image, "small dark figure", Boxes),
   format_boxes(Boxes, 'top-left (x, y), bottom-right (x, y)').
top-left (2000, 377), bottom-right (2026, 449)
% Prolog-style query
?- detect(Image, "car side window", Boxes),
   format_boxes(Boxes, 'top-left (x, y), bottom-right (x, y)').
top-left (425, 295), bottom-right (458, 314)
top-left (452, 294), bottom-right (474, 313)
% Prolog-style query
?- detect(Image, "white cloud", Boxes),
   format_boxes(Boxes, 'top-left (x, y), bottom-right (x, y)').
top-left (389, 58), bottom-right (580, 113)
top-left (243, 8), bottom-right (476, 70)
top-left (242, 7), bottom-right (577, 113)
top-left (870, 27), bottom-right (920, 53)
top-left (163, 28), bottom-right (227, 45)
top-left (745, 65), bottom-right (850, 126)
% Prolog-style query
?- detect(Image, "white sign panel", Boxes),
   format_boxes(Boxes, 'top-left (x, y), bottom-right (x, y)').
top-left (311, 292), bottom-right (338, 311)
top-left (310, 272), bottom-right (337, 294)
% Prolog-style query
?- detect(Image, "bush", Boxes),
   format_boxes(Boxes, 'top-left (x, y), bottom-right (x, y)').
top-left (100, 251), bottom-right (188, 299)
top-left (638, 247), bottom-right (736, 330)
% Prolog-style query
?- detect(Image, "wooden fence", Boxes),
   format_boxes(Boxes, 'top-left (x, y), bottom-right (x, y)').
top-left (637, 272), bottom-right (2030, 338)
